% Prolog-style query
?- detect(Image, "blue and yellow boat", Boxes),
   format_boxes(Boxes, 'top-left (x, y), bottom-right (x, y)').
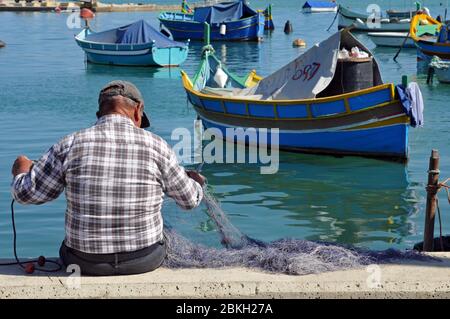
top-left (410, 13), bottom-right (450, 61)
top-left (75, 20), bottom-right (189, 67)
top-left (159, 1), bottom-right (266, 41)
top-left (181, 26), bottom-right (417, 161)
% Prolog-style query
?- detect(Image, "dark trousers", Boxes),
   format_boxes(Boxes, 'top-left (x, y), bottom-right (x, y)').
top-left (59, 239), bottom-right (166, 276)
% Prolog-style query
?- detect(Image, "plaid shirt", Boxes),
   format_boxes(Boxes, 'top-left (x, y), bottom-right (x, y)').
top-left (12, 115), bottom-right (203, 254)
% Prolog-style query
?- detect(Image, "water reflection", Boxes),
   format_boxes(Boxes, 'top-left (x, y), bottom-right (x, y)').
top-left (166, 152), bottom-right (419, 250)
top-left (85, 63), bottom-right (182, 79)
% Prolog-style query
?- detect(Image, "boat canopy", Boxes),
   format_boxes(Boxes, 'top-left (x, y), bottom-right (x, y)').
top-left (303, 1), bottom-right (337, 9)
top-left (193, 1), bottom-right (257, 24)
top-left (115, 20), bottom-right (186, 48)
top-left (238, 30), bottom-right (382, 100)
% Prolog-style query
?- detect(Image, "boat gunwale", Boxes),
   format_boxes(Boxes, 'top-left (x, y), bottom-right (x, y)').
top-left (158, 10), bottom-right (261, 26)
top-left (74, 30), bottom-right (189, 50)
top-left (181, 70), bottom-right (396, 106)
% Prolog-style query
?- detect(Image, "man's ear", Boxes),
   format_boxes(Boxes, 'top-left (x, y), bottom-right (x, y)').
top-left (134, 102), bottom-right (143, 124)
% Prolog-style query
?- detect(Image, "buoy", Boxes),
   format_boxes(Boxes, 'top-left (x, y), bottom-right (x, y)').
top-left (37, 256), bottom-right (46, 267)
top-left (0, 40), bottom-right (5, 48)
top-left (220, 24), bottom-right (227, 36)
top-left (292, 39), bottom-right (306, 47)
top-left (284, 20), bottom-right (293, 34)
top-left (80, 8), bottom-right (95, 19)
top-left (25, 263), bottom-right (35, 274)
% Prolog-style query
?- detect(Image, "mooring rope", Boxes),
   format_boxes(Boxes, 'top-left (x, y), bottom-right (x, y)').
top-left (0, 200), bottom-right (62, 273)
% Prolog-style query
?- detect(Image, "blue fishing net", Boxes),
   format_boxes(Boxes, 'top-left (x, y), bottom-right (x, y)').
top-left (163, 188), bottom-right (432, 275)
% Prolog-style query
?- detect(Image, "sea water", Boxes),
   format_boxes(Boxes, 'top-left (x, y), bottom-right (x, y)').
top-left (0, 0), bottom-right (449, 258)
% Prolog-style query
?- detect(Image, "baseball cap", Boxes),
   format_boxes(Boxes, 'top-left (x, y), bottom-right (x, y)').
top-left (98, 80), bottom-right (150, 128)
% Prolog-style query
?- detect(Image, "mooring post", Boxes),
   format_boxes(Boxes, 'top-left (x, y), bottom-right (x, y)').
top-left (423, 149), bottom-right (440, 251)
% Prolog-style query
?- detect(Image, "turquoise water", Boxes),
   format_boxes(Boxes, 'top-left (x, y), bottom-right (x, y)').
top-left (0, 0), bottom-right (449, 258)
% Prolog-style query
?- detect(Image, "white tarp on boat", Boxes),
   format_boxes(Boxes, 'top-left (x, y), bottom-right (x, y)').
top-left (241, 32), bottom-right (341, 100)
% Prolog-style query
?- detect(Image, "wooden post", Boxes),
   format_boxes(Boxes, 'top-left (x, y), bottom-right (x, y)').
top-left (423, 149), bottom-right (440, 251)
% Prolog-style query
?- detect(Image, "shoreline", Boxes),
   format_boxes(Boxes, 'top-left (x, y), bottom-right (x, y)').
top-left (0, 0), bottom-right (202, 12)
top-left (1, 252), bottom-right (450, 298)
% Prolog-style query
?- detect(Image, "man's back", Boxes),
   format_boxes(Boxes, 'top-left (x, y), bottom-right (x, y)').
top-left (13, 115), bottom-right (203, 254)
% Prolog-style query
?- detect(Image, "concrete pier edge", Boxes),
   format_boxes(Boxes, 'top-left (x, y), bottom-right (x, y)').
top-left (0, 252), bottom-right (449, 298)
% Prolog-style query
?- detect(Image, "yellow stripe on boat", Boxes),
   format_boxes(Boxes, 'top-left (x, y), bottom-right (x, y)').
top-left (181, 70), bottom-right (395, 107)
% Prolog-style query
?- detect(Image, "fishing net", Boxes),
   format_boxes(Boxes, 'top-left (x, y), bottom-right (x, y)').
top-left (163, 187), bottom-right (432, 276)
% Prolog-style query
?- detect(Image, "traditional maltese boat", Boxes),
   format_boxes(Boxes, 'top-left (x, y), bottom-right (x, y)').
top-left (410, 13), bottom-right (449, 61)
top-left (158, 1), bottom-right (266, 41)
top-left (75, 20), bottom-right (189, 67)
top-left (181, 25), bottom-right (420, 161)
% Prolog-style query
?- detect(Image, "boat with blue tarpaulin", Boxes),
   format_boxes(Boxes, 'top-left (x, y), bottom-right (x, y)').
top-left (75, 20), bottom-right (189, 67)
top-left (158, 0), bottom-right (268, 41)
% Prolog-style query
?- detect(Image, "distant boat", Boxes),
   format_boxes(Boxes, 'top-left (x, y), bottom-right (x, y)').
top-left (338, 6), bottom-right (411, 32)
top-left (430, 56), bottom-right (450, 83)
top-left (386, 9), bottom-right (417, 19)
top-left (181, 24), bottom-right (418, 161)
top-left (158, 1), bottom-right (266, 41)
top-left (75, 20), bottom-right (189, 67)
top-left (368, 32), bottom-right (415, 48)
top-left (302, 1), bottom-right (338, 13)
top-left (410, 13), bottom-right (450, 61)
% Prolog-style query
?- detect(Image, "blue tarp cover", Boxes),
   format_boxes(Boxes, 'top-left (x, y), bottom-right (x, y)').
top-left (302, 1), bottom-right (337, 9)
top-left (193, 1), bottom-right (256, 24)
top-left (116, 20), bottom-right (185, 48)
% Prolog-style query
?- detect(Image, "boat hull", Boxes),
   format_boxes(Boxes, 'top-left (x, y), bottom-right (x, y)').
top-left (75, 30), bottom-right (189, 67)
top-left (435, 68), bottom-right (450, 83)
top-left (338, 13), bottom-right (410, 32)
top-left (200, 116), bottom-right (408, 160)
top-left (416, 41), bottom-right (450, 60)
top-left (303, 7), bottom-right (337, 13)
top-left (159, 12), bottom-right (264, 41)
top-left (183, 77), bottom-right (410, 160)
top-left (368, 32), bottom-right (415, 48)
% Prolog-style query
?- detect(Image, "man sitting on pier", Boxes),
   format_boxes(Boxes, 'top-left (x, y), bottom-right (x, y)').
top-left (11, 80), bottom-right (205, 276)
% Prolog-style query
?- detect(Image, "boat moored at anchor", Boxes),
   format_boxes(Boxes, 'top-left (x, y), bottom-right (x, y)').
top-left (182, 24), bottom-right (425, 161)
top-left (75, 20), bottom-right (189, 67)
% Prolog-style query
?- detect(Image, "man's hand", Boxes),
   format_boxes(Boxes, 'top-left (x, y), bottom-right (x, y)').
top-left (12, 156), bottom-right (33, 177)
top-left (186, 170), bottom-right (206, 187)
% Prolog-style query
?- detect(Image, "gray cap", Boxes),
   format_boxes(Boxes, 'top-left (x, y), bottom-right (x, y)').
top-left (98, 80), bottom-right (150, 128)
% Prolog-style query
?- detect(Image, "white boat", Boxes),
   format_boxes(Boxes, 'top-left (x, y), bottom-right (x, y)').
top-left (430, 56), bottom-right (450, 83)
top-left (367, 32), bottom-right (415, 48)
top-left (338, 6), bottom-right (411, 32)
top-left (302, 1), bottom-right (337, 13)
